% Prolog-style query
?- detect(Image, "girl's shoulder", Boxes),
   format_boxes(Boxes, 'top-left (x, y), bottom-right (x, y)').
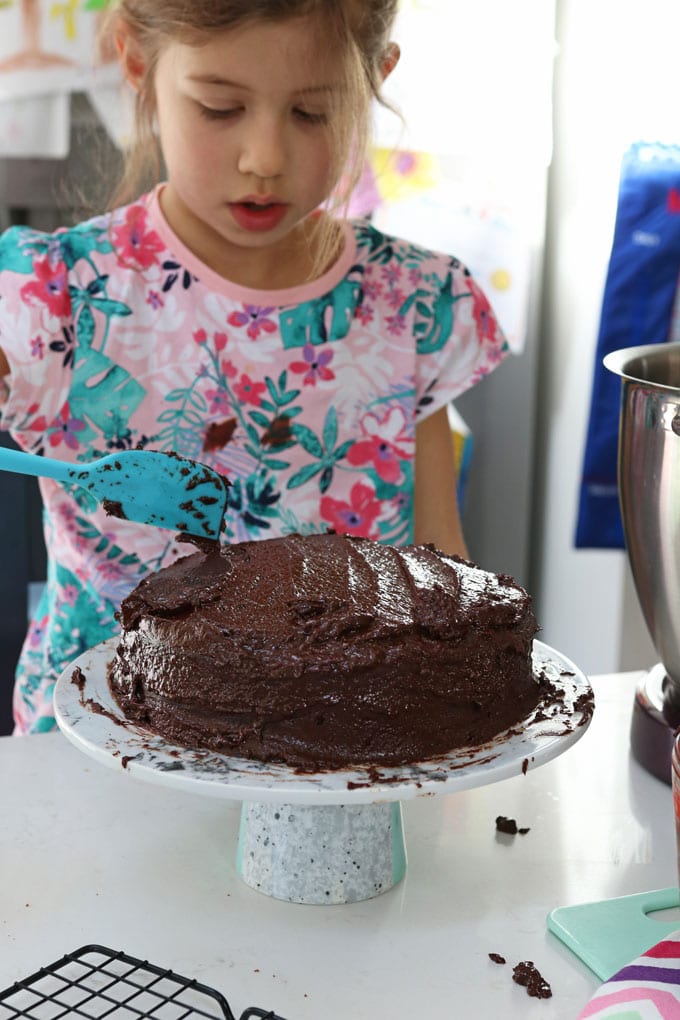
top-left (0, 195), bottom-right (161, 277)
top-left (350, 219), bottom-right (467, 277)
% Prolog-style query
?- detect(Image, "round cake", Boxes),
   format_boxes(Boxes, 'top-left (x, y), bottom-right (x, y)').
top-left (107, 533), bottom-right (541, 769)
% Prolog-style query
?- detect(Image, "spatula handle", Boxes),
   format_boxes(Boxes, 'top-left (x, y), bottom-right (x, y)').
top-left (0, 446), bottom-right (72, 483)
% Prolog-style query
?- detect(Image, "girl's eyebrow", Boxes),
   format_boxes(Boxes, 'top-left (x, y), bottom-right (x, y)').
top-left (186, 75), bottom-right (245, 86)
top-left (186, 74), bottom-right (334, 95)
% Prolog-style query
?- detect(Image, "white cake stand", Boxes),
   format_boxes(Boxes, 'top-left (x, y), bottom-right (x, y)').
top-left (54, 638), bottom-right (592, 905)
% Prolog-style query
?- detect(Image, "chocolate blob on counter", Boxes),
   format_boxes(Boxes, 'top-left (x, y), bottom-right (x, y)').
top-left (108, 532), bottom-right (541, 770)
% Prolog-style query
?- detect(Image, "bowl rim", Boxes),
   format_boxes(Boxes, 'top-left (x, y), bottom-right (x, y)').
top-left (604, 342), bottom-right (680, 390)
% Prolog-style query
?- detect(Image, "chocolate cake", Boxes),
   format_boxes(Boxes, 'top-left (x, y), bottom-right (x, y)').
top-left (108, 533), bottom-right (541, 769)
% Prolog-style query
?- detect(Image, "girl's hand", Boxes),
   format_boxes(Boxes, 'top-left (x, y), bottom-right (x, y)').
top-left (414, 405), bottom-right (469, 559)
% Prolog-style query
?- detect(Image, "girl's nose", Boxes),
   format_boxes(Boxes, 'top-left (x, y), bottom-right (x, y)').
top-left (237, 117), bottom-right (285, 180)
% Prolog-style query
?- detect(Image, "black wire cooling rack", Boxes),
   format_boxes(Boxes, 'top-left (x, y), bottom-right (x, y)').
top-left (0, 945), bottom-right (289, 1020)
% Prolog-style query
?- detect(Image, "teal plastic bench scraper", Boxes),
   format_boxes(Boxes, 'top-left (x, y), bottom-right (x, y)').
top-left (548, 887), bottom-right (680, 980)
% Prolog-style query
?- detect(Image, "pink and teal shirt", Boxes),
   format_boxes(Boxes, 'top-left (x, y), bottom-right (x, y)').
top-left (0, 186), bottom-right (507, 733)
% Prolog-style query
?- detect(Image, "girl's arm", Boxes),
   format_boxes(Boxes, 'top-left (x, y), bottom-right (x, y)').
top-left (414, 405), bottom-right (469, 559)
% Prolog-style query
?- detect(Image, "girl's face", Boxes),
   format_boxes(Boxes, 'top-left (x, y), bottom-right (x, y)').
top-left (145, 16), bottom-right (345, 285)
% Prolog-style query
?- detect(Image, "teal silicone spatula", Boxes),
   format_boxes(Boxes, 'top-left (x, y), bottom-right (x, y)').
top-left (0, 446), bottom-right (229, 540)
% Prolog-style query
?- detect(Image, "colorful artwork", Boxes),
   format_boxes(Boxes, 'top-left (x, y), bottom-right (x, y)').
top-left (0, 0), bottom-right (113, 75)
top-left (0, 0), bottom-right (117, 156)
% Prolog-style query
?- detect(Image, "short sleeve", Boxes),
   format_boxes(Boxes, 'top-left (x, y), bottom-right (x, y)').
top-left (0, 225), bottom-right (73, 443)
top-left (413, 251), bottom-right (509, 419)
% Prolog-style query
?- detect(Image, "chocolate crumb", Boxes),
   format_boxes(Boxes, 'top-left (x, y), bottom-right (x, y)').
top-left (488, 953), bottom-right (506, 965)
top-left (512, 961), bottom-right (552, 999)
top-left (102, 498), bottom-right (126, 520)
top-left (71, 666), bottom-right (86, 692)
top-left (522, 757), bottom-right (529, 774)
top-left (496, 815), bottom-right (530, 836)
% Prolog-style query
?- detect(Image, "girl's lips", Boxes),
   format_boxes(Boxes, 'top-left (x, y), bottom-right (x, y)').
top-left (229, 201), bottom-right (288, 233)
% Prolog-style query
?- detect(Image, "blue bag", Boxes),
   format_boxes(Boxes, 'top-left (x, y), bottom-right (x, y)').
top-left (575, 141), bottom-right (680, 548)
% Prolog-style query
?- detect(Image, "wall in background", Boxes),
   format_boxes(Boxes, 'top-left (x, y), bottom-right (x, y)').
top-left (531, 0), bottom-right (677, 674)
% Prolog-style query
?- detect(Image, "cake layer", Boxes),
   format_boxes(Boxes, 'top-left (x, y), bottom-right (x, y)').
top-left (108, 533), bottom-right (540, 769)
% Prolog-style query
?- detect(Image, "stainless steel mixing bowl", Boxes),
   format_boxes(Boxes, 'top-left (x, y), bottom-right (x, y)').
top-left (604, 342), bottom-right (680, 718)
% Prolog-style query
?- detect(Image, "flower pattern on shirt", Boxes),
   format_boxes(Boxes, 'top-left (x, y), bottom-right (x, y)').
top-left (0, 191), bottom-right (508, 734)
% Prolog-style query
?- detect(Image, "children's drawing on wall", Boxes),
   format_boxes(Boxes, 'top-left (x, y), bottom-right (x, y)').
top-left (0, 0), bottom-right (73, 71)
top-left (0, 0), bottom-right (118, 157)
top-left (0, 0), bottom-right (114, 85)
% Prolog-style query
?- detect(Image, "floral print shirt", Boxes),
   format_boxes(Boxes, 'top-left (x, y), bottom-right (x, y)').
top-left (0, 186), bottom-right (507, 734)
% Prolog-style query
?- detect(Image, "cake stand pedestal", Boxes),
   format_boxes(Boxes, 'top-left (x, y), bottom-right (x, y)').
top-left (237, 801), bottom-right (406, 903)
top-left (54, 638), bottom-right (593, 906)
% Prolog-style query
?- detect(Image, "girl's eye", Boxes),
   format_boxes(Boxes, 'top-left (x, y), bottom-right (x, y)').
top-left (198, 105), bottom-right (240, 121)
top-left (294, 108), bottom-right (328, 125)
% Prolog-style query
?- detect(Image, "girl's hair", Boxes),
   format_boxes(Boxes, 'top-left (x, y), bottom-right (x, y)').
top-left (105, 0), bottom-right (399, 276)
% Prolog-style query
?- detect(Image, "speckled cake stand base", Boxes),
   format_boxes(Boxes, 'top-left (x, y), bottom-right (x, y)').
top-left (236, 800), bottom-right (406, 904)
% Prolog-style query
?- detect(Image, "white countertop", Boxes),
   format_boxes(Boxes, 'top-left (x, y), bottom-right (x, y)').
top-left (0, 671), bottom-right (676, 1019)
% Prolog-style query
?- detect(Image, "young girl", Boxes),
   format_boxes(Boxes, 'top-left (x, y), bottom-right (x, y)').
top-left (0, 0), bottom-right (509, 735)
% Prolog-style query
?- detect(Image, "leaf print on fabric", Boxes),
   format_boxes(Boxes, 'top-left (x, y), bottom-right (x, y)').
top-left (20, 252), bottom-right (71, 317)
top-left (355, 223), bottom-right (397, 265)
top-left (69, 277), bottom-right (132, 363)
top-left (239, 372), bottom-right (301, 466)
top-left (289, 342), bottom-right (335, 386)
top-left (71, 344), bottom-right (145, 443)
top-left (0, 226), bottom-right (42, 273)
top-left (161, 259), bottom-right (196, 293)
top-left (320, 481), bottom-right (382, 539)
top-left (65, 515), bottom-right (147, 602)
top-left (227, 470), bottom-right (281, 534)
top-left (288, 406), bottom-right (352, 494)
top-left (60, 220), bottom-right (115, 271)
top-left (261, 370), bottom-right (301, 414)
top-left (347, 406), bottom-right (414, 485)
top-left (417, 377), bottom-right (438, 416)
top-left (279, 274), bottom-right (364, 349)
top-left (70, 275), bottom-right (131, 327)
top-left (405, 269), bottom-right (469, 355)
top-left (48, 324), bottom-right (76, 368)
top-left (13, 560), bottom-right (122, 734)
top-left (156, 381), bottom-right (211, 453)
top-left (104, 430), bottom-right (153, 454)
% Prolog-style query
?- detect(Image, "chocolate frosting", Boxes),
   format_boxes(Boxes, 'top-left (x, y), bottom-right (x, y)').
top-left (108, 533), bottom-right (540, 769)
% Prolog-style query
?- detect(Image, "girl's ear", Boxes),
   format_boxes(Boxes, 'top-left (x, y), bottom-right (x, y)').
top-left (380, 42), bottom-right (400, 82)
top-left (115, 22), bottom-right (147, 93)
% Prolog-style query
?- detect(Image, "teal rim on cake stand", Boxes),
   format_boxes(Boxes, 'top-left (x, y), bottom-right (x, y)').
top-left (54, 637), bottom-right (593, 905)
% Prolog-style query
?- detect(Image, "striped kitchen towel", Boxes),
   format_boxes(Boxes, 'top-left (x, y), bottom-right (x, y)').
top-left (577, 932), bottom-right (680, 1018)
